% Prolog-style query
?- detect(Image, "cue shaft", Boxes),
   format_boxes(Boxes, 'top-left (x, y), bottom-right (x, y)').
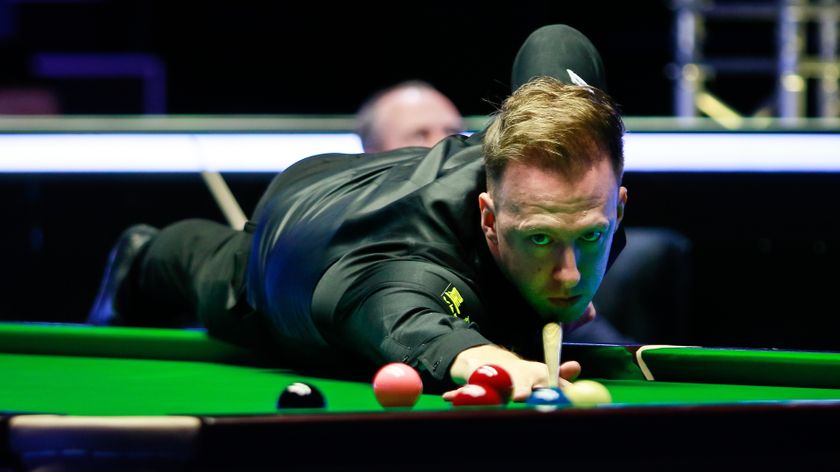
top-left (543, 322), bottom-right (563, 388)
top-left (201, 171), bottom-right (247, 230)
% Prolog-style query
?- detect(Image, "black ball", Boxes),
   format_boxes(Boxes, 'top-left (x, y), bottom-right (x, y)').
top-left (277, 382), bottom-right (326, 409)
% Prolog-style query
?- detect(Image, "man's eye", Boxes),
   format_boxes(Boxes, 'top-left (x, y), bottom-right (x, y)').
top-left (529, 234), bottom-right (552, 246)
top-left (581, 231), bottom-right (604, 243)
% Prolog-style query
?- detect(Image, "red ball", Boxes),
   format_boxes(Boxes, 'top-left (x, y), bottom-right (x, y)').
top-left (372, 363), bottom-right (423, 408)
top-left (468, 364), bottom-right (513, 403)
top-left (451, 384), bottom-right (505, 407)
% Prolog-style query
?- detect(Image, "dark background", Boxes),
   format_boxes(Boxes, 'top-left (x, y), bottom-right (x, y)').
top-left (2, 1), bottom-right (839, 351)
top-left (2, 0), bottom-right (784, 117)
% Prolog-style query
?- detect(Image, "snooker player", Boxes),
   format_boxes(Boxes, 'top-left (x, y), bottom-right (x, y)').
top-left (89, 31), bottom-right (627, 402)
top-left (353, 27), bottom-right (662, 347)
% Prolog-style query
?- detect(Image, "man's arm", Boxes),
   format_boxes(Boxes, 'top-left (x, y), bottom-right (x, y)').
top-left (328, 262), bottom-right (592, 400)
top-left (327, 261), bottom-right (493, 383)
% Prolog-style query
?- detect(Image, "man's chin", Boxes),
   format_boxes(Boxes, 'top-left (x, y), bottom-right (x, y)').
top-left (537, 303), bottom-right (585, 324)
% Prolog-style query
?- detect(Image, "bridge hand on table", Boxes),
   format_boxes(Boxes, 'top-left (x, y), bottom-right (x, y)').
top-left (444, 344), bottom-right (581, 402)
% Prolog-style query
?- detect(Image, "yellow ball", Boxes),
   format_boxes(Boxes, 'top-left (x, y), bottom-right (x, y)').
top-left (563, 380), bottom-right (612, 406)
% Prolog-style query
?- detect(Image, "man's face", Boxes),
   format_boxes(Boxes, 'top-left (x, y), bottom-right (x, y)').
top-left (479, 157), bottom-right (627, 323)
top-left (371, 87), bottom-right (463, 152)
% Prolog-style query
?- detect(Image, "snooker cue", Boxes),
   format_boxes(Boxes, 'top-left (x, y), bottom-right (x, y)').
top-left (201, 171), bottom-right (247, 230)
top-left (543, 322), bottom-right (563, 388)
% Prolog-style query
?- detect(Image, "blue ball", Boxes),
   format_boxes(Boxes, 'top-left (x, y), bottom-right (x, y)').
top-left (526, 387), bottom-right (570, 406)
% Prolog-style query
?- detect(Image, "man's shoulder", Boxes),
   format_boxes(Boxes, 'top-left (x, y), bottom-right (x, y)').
top-left (367, 133), bottom-right (481, 161)
top-left (287, 133), bottom-right (483, 176)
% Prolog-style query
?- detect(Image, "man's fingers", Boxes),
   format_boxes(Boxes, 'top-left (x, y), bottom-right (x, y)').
top-left (443, 360), bottom-right (581, 403)
top-left (512, 385), bottom-right (534, 402)
top-left (559, 360), bottom-right (581, 383)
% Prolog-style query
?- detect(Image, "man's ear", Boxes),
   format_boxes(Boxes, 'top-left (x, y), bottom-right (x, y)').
top-left (617, 186), bottom-right (628, 225)
top-left (478, 192), bottom-right (498, 245)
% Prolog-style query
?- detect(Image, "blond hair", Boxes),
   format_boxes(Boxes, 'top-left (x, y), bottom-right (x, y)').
top-left (483, 76), bottom-right (624, 189)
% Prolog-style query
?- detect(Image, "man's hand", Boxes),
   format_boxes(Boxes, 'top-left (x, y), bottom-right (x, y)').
top-left (444, 344), bottom-right (581, 402)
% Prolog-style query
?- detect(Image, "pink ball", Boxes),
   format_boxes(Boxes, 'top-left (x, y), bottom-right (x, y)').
top-left (372, 362), bottom-right (423, 408)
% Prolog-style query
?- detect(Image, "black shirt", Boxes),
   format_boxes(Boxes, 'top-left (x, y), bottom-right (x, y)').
top-left (246, 133), bottom-right (622, 383)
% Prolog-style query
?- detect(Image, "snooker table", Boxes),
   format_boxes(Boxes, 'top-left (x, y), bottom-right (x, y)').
top-left (1, 323), bottom-right (840, 470)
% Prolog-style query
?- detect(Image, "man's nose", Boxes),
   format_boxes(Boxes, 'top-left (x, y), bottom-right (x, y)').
top-left (552, 246), bottom-right (581, 288)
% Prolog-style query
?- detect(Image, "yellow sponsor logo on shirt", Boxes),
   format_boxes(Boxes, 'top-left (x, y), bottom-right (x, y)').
top-left (441, 284), bottom-right (469, 323)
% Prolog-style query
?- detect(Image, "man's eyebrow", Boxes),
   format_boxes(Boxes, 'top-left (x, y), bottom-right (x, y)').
top-left (516, 218), bottom-right (610, 233)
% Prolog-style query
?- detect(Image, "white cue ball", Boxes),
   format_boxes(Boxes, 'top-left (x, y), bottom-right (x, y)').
top-left (563, 380), bottom-right (612, 406)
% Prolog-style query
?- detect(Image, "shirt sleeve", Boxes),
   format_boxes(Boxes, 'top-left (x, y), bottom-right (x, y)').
top-left (326, 260), bottom-right (492, 383)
